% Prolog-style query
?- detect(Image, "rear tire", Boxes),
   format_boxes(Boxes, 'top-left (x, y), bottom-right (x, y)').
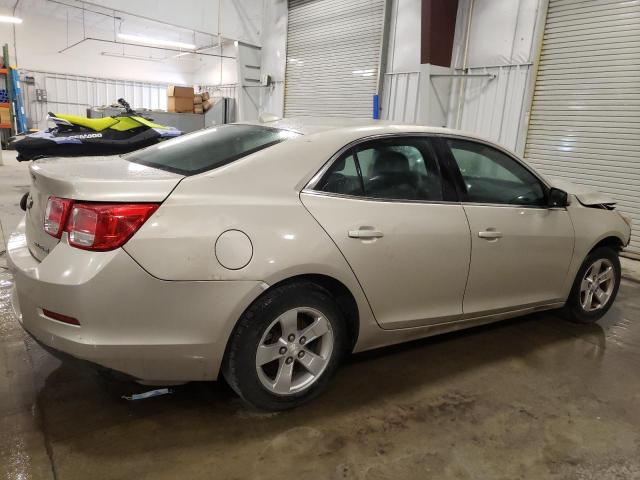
top-left (561, 247), bottom-right (621, 324)
top-left (222, 282), bottom-right (347, 411)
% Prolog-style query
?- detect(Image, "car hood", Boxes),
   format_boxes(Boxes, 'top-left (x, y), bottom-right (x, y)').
top-left (546, 177), bottom-right (616, 206)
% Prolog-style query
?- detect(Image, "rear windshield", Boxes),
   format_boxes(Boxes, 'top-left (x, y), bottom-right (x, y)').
top-left (124, 124), bottom-right (300, 175)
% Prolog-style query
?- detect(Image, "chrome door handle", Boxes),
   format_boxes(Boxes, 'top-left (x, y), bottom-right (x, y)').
top-left (348, 229), bottom-right (384, 239)
top-left (478, 230), bottom-right (503, 239)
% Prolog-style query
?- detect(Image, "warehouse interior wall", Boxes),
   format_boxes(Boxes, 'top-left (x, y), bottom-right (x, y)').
top-left (258, 0), bottom-right (287, 117)
top-left (256, 0), bottom-right (457, 127)
top-left (448, 0), bottom-right (547, 153)
top-left (0, 0), bottom-right (262, 86)
top-left (258, 0), bottom-right (424, 120)
top-left (380, 0), bottom-right (421, 123)
top-left (191, 43), bottom-right (238, 86)
top-left (85, 0), bottom-right (262, 45)
top-left (258, 0), bottom-right (549, 146)
top-left (0, 0), bottom-right (550, 137)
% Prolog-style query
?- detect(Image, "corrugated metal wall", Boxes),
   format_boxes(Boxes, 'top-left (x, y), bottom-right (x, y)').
top-left (453, 65), bottom-right (532, 150)
top-left (284, 0), bottom-right (386, 117)
top-left (20, 70), bottom-right (240, 131)
top-left (21, 70), bottom-right (170, 130)
top-left (447, 0), bottom-right (542, 153)
top-left (381, 71), bottom-right (421, 123)
top-left (524, 0), bottom-right (640, 255)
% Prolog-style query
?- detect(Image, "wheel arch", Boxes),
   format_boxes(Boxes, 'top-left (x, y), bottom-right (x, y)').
top-left (264, 274), bottom-right (360, 351)
top-left (589, 235), bottom-right (625, 254)
top-left (222, 273), bottom-right (361, 368)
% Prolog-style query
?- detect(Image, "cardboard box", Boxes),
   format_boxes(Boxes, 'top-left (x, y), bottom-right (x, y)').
top-left (168, 96), bottom-right (195, 113)
top-left (167, 85), bottom-right (194, 97)
top-left (202, 98), bottom-right (216, 112)
top-left (201, 91), bottom-right (210, 101)
top-left (194, 94), bottom-right (203, 105)
top-left (194, 104), bottom-right (204, 114)
top-left (0, 106), bottom-right (11, 125)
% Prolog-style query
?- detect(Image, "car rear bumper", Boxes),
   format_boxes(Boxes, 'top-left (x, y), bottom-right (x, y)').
top-left (7, 218), bottom-right (264, 382)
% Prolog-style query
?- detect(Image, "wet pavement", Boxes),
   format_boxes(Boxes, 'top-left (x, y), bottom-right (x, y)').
top-left (1, 156), bottom-right (640, 479)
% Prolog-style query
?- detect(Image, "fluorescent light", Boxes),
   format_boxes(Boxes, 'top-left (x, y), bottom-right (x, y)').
top-left (117, 33), bottom-right (195, 50)
top-left (0, 15), bottom-right (22, 24)
top-left (101, 52), bottom-right (161, 62)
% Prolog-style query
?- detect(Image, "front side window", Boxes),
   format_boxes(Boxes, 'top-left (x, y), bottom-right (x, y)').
top-left (447, 139), bottom-right (546, 206)
top-left (125, 124), bottom-right (300, 175)
top-left (317, 137), bottom-right (444, 201)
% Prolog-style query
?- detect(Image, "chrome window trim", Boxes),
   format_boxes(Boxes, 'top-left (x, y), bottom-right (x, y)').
top-left (300, 189), bottom-right (460, 206)
top-left (301, 190), bottom-right (559, 210)
top-left (303, 132), bottom-right (554, 208)
top-left (459, 202), bottom-right (563, 210)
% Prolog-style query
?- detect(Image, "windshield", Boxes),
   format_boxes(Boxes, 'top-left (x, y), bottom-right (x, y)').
top-left (124, 124), bottom-right (300, 175)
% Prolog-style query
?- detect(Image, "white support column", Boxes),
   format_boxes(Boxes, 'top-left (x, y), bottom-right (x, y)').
top-left (235, 42), bottom-right (262, 122)
top-left (417, 64), bottom-right (454, 127)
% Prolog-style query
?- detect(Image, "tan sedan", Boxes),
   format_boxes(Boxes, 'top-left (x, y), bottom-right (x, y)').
top-left (7, 118), bottom-right (631, 410)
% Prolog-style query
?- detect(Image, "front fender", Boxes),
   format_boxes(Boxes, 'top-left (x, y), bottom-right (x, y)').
top-left (561, 201), bottom-right (630, 299)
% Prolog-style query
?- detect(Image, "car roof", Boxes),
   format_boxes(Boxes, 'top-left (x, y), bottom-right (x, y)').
top-left (234, 117), bottom-right (530, 166)
top-left (239, 117), bottom-right (459, 135)
top-left (237, 117), bottom-right (507, 151)
top-left (241, 117), bottom-right (401, 135)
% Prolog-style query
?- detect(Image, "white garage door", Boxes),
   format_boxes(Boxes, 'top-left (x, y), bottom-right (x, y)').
top-left (524, 0), bottom-right (640, 255)
top-left (284, 0), bottom-right (385, 117)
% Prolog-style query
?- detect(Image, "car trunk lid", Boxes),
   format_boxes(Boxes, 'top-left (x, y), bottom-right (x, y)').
top-left (25, 155), bottom-right (184, 261)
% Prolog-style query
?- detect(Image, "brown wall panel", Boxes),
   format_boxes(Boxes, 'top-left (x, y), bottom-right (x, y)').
top-left (421, 0), bottom-right (459, 66)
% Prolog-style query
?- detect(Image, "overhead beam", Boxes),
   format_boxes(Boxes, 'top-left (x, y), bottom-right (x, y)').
top-left (58, 37), bottom-right (236, 58)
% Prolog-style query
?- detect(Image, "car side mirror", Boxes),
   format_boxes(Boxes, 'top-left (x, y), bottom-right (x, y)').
top-left (548, 187), bottom-right (568, 208)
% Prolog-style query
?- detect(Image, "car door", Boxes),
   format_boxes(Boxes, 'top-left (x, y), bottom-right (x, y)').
top-left (442, 137), bottom-right (574, 315)
top-left (301, 136), bottom-right (471, 329)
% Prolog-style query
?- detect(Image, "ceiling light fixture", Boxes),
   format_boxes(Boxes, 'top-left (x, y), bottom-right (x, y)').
top-left (101, 52), bottom-right (162, 62)
top-left (0, 15), bottom-right (23, 24)
top-left (117, 33), bottom-right (196, 50)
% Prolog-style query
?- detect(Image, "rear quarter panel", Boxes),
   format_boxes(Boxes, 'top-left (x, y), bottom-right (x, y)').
top-left (123, 134), bottom-right (383, 351)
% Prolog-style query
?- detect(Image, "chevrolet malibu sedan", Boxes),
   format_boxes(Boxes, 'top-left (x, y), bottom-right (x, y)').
top-left (8, 118), bottom-right (632, 410)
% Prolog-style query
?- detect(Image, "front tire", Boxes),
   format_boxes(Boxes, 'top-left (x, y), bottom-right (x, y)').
top-left (561, 247), bottom-right (621, 324)
top-left (222, 282), bottom-right (347, 411)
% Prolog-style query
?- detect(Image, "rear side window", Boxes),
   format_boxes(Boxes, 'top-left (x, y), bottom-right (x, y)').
top-left (125, 124), bottom-right (300, 175)
top-left (317, 137), bottom-right (444, 201)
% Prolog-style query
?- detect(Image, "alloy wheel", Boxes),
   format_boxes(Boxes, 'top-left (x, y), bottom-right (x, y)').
top-left (255, 307), bottom-right (334, 395)
top-left (580, 258), bottom-right (615, 312)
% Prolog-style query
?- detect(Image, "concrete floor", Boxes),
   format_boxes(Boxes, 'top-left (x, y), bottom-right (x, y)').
top-left (1, 153), bottom-right (640, 479)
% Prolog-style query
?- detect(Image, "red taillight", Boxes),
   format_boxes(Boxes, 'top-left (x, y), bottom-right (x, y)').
top-left (44, 196), bottom-right (73, 238)
top-left (44, 196), bottom-right (158, 250)
top-left (65, 203), bottom-right (158, 251)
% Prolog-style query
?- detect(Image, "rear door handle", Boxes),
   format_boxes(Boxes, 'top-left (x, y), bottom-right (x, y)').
top-left (478, 230), bottom-right (503, 239)
top-left (348, 229), bottom-right (384, 239)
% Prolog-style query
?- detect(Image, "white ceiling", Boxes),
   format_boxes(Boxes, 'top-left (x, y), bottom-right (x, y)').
top-left (0, 0), bottom-right (262, 46)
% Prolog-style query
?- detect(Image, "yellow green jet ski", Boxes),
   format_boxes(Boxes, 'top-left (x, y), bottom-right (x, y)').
top-left (14, 98), bottom-right (182, 161)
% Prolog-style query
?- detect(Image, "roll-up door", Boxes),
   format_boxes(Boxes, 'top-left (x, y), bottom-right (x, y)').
top-left (524, 0), bottom-right (640, 255)
top-left (284, 0), bottom-right (385, 117)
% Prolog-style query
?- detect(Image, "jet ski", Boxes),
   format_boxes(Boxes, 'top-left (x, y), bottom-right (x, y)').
top-left (13, 98), bottom-right (182, 161)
